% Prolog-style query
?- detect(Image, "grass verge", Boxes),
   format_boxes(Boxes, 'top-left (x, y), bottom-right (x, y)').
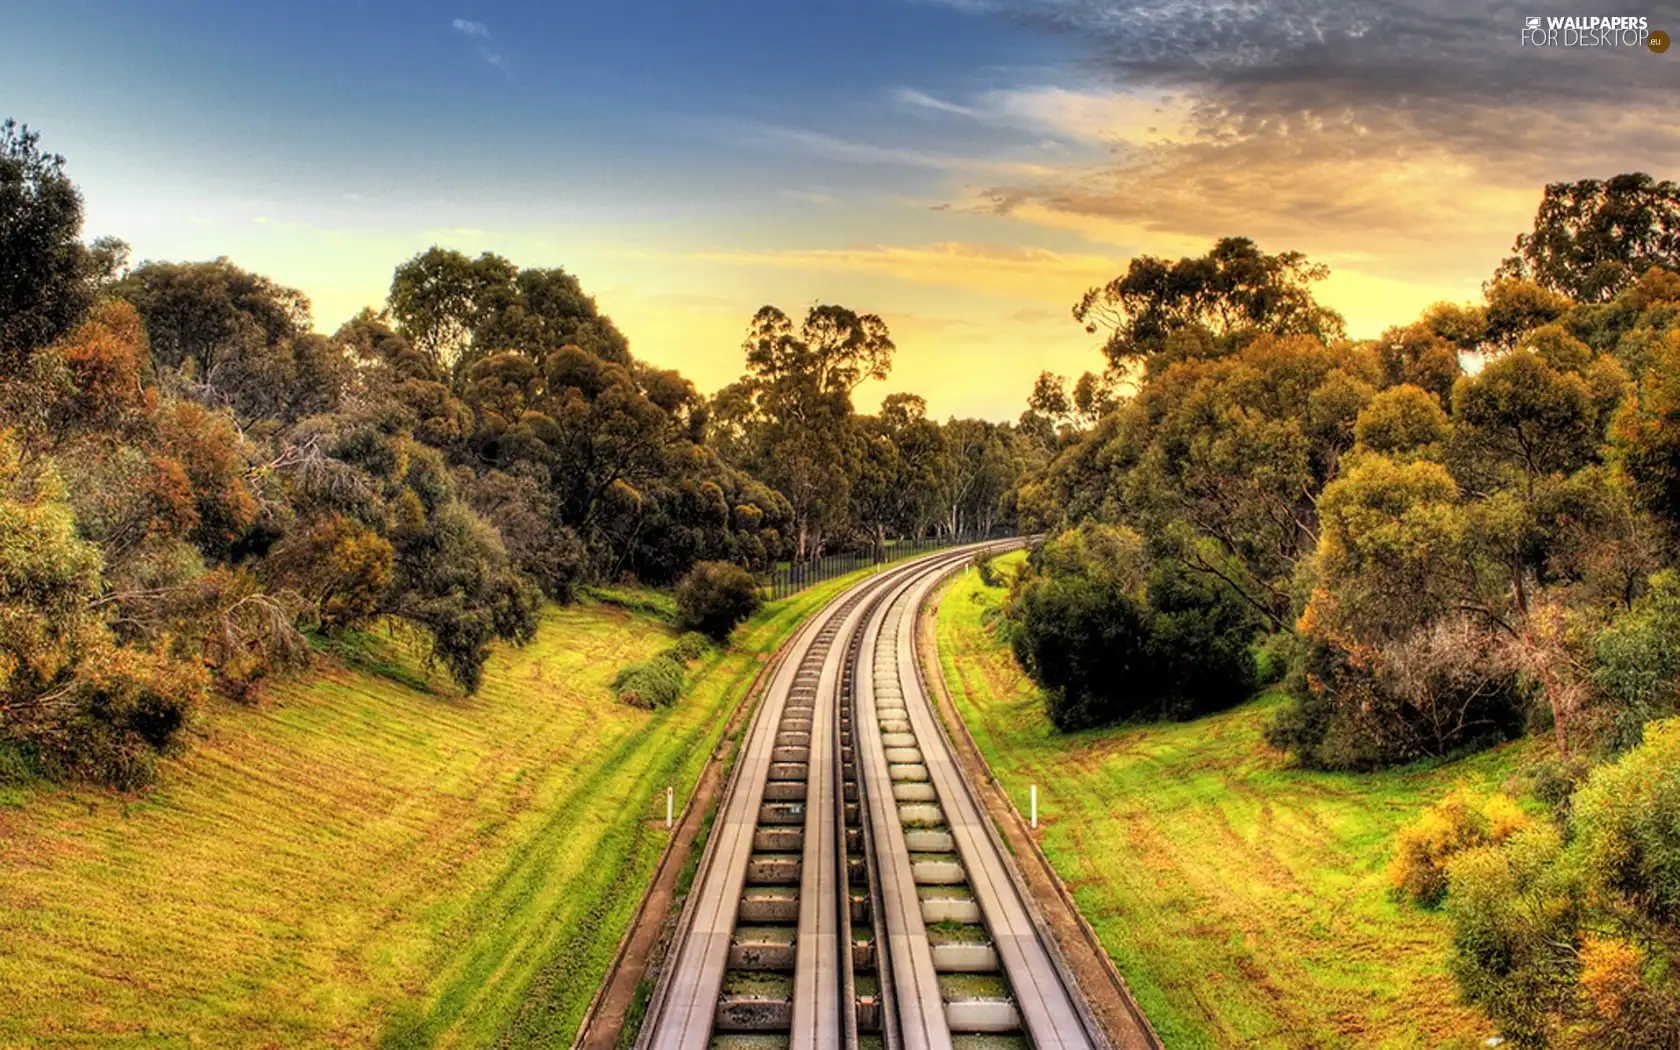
top-left (934, 552), bottom-right (1535, 1050)
top-left (0, 569), bottom-right (876, 1049)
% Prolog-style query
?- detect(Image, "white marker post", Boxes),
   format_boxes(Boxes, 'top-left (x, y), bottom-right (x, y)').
top-left (1030, 784), bottom-right (1038, 830)
top-left (666, 786), bottom-right (674, 829)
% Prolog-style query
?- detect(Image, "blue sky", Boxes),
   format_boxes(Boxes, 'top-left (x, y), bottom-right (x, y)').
top-left (8, 0), bottom-right (1677, 418)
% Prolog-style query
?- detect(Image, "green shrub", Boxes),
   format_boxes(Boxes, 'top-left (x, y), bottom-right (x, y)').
top-left (612, 654), bottom-right (685, 710)
top-left (1445, 826), bottom-right (1581, 1049)
top-left (1011, 573), bottom-right (1155, 731)
top-left (675, 561), bottom-right (761, 643)
top-left (1252, 630), bottom-right (1297, 687)
top-left (667, 632), bottom-right (713, 664)
top-left (1572, 718), bottom-right (1680, 929)
top-left (0, 740), bottom-right (42, 788)
top-left (610, 632), bottom-right (715, 711)
top-left (1143, 562), bottom-right (1259, 721)
top-left (974, 550), bottom-right (1003, 588)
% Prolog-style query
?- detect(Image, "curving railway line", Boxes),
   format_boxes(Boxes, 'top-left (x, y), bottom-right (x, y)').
top-left (637, 543), bottom-right (1123, 1050)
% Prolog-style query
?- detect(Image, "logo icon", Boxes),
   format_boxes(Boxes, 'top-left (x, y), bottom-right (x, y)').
top-left (1526, 16), bottom-right (1543, 29)
top-left (1651, 29), bottom-right (1671, 52)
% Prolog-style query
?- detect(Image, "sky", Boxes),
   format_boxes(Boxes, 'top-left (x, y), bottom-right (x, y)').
top-left (6, 0), bottom-right (1679, 420)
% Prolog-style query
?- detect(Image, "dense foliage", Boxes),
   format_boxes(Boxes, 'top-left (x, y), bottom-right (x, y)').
top-left (1003, 172), bottom-right (1680, 1046)
top-left (1010, 178), bottom-right (1680, 765)
top-left (0, 120), bottom-right (1040, 787)
top-left (1443, 722), bottom-right (1680, 1049)
top-left (1007, 524), bottom-right (1257, 730)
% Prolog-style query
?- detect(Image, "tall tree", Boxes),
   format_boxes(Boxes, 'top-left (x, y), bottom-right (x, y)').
top-left (0, 119), bottom-right (106, 369)
top-left (116, 259), bottom-right (311, 376)
top-left (1074, 236), bottom-right (1345, 373)
top-left (388, 248), bottom-right (631, 373)
top-left (1496, 173), bottom-right (1680, 302)
top-left (716, 304), bottom-right (895, 559)
top-left (936, 418), bottom-right (1017, 538)
top-left (117, 259), bottom-right (350, 425)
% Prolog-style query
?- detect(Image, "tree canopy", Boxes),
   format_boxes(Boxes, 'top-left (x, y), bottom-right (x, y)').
top-left (1496, 173), bottom-right (1680, 302)
top-left (1073, 236), bottom-right (1346, 373)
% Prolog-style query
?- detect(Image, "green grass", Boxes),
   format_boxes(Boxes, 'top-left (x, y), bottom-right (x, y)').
top-left (935, 552), bottom-right (1539, 1050)
top-left (0, 570), bottom-right (873, 1049)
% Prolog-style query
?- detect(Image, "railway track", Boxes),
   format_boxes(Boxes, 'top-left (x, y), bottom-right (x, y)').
top-left (637, 543), bottom-right (1109, 1050)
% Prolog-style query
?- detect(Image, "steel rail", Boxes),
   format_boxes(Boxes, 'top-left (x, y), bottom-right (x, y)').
top-left (636, 544), bottom-right (996, 1050)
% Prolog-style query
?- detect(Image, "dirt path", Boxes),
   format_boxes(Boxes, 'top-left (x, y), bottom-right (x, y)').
top-left (573, 646), bottom-right (785, 1050)
top-left (916, 589), bottom-right (1163, 1050)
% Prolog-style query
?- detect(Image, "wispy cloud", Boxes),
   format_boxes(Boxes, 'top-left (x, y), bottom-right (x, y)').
top-left (893, 87), bottom-right (980, 118)
top-left (707, 119), bottom-right (1062, 179)
top-left (451, 18), bottom-right (510, 76)
top-left (779, 187), bottom-right (837, 205)
top-left (676, 241), bottom-right (1119, 303)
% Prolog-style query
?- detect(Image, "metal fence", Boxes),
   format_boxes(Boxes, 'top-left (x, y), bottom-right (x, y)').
top-left (761, 531), bottom-right (1007, 602)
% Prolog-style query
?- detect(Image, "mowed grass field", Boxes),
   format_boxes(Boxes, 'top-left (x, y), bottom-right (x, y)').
top-left (935, 553), bottom-right (1536, 1050)
top-left (0, 575), bottom-right (862, 1049)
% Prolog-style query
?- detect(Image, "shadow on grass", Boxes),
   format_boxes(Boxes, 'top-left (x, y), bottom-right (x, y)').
top-left (311, 628), bottom-right (437, 695)
top-left (376, 1001), bottom-right (432, 1050)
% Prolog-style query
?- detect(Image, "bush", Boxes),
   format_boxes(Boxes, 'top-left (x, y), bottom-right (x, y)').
top-left (1143, 562), bottom-right (1259, 721)
top-left (1268, 616), bottom-right (1527, 770)
top-left (974, 550), bottom-right (1003, 587)
top-left (1389, 788), bottom-right (1534, 906)
top-left (612, 654), bottom-right (685, 710)
top-left (667, 631), bottom-right (713, 663)
top-left (1591, 570), bottom-right (1680, 751)
top-left (1572, 718), bottom-right (1680, 929)
top-left (1252, 630), bottom-right (1297, 687)
top-left (47, 643), bottom-right (209, 789)
top-left (1445, 825), bottom-right (1581, 1049)
top-left (611, 632), bottom-right (716, 711)
top-left (1438, 720), bottom-right (1680, 1049)
top-left (1006, 526), bottom-right (1257, 731)
top-left (675, 561), bottom-right (761, 642)
top-left (1011, 573), bottom-right (1156, 731)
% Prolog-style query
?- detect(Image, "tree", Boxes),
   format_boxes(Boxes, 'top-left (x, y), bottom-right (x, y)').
top-left (716, 304), bottom-right (896, 559)
top-left (1022, 370), bottom-right (1116, 441)
top-left (280, 405), bottom-right (540, 693)
top-left (0, 119), bottom-right (99, 369)
top-left (1451, 348), bottom-right (1603, 498)
top-left (388, 248), bottom-right (631, 373)
top-left (387, 247), bottom-right (512, 370)
top-left (853, 393), bottom-right (946, 550)
top-left (1496, 173), bottom-right (1680, 302)
top-left (1372, 322), bottom-right (1462, 406)
top-left (742, 304), bottom-right (894, 396)
top-left (0, 434), bottom-right (209, 788)
top-left (1313, 455), bottom-right (1467, 643)
top-left (1612, 329), bottom-right (1680, 530)
top-left (1073, 236), bottom-right (1345, 373)
top-left (116, 258), bottom-right (311, 374)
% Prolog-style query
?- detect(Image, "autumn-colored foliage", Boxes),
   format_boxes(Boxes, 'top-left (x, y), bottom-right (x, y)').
top-left (1388, 788), bottom-right (1534, 906)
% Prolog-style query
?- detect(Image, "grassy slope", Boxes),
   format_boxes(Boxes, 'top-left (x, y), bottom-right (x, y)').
top-left (0, 573), bottom-right (864, 1050)
top-left (935, 554), bottom-right (1537, 1050)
